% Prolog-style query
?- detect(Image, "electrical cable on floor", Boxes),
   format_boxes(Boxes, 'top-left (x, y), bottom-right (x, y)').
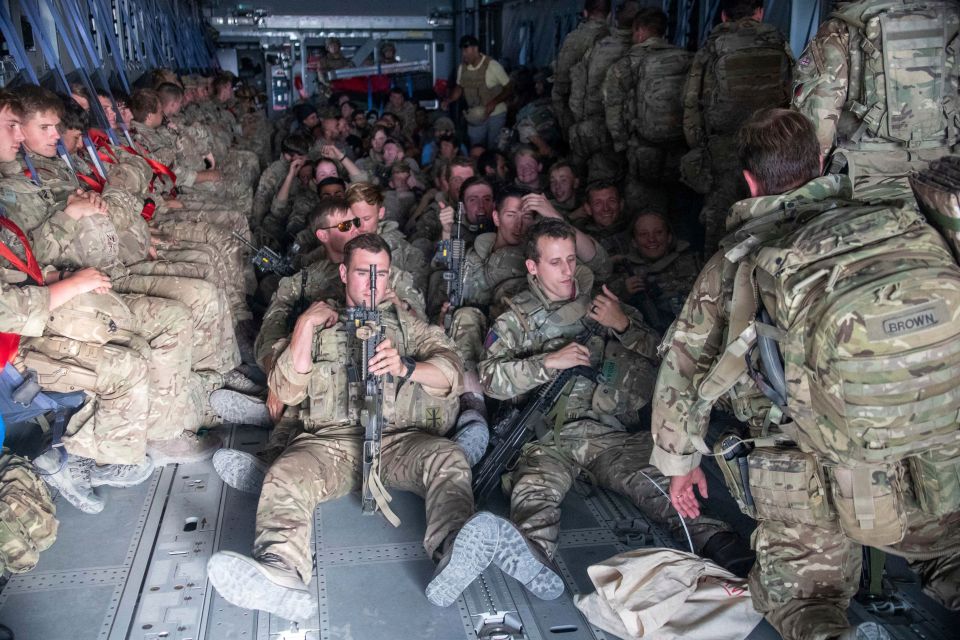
top-left (636, 469), bottom-right (695, 553)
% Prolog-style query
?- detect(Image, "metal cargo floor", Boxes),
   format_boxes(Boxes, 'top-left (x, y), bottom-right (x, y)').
top-left (1, 425), bottom-right (956, 640)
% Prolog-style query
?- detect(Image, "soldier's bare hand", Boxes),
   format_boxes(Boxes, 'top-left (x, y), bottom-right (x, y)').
top-left (298, 301), bottom-right (338, 330)
top-left (668, 467), bottom-right (708, 520)
top-left (439, 204), bottom-right (455, 235)
top-left (589, 285), bottom-right (629, 332)
top-left (287, 156), bottom-right (306, 176)
top-left (624, 275), bottom-right (646, 295)
top-left (437, 301), bottom-right (452, 327)
top-left (369, 338), bottom-right (404, 377)
top-left (68, 268), bottom-right (112, 294)
top-left (521, 193), bottom-right (559, 219)
top-left (543, 342), bottom-right (591, 371)
top-left (320, 144), bottom-right (343, 161)
top-left (163, 197), bottom-right (184, 209)
top-left (266, 390), bottom-right (283, 423)
top-left (64, 197), bottom-right (107, 219)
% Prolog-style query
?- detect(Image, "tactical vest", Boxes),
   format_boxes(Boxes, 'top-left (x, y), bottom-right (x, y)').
top-left (506, 287), bottom-right (653, 422)
top-left (306, 308), bottom-right (458, 436)
top-left (459, 56), bottom-right (500, 109)
top-left (700, 21), bottom-right (792, 137)
top-left (699, 180), bottom-right (960, 543)
top-left (832, 0), bottom-right (960, 150)
top-left (629, 43), bottom-right (692, 143)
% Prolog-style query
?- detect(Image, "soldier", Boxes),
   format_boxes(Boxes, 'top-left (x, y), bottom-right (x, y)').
top-left (512, 146), bottom-right (544, 191)
top-left (681, 0), bottom-right (792, 256)
top-left (318, 37), bottom-right (354, 78)
top-left (479, 218), bottom-right (750, 600)
top-left (567, 1), bottom-right (640, 183)
top-left (653, 108), bottom-right (960, 640)
top-left (547, 160), bottom-right (582, 219)
top-left (602, 8), bottom-right (691, 213)
top-left (443, 35), bottom-right (513, 149)
top-left (386, 88), bottom-right (417, 142)
top-left (572, 180), bottom-right (633, 255)
top-left (552, 0), bottom-right (611, 139)
top-left (607, 211), bottom-right (701, 335)
top-left (792, 0), bottom-right (959, 197)
top-left (252, 133), bottom-right (310, 237)
top-left (207, 233), bottom-right (502, 619)
top-left (407, 159), bottom-right (480, 258)
top-left (346, 182), bottom-right (429, 292)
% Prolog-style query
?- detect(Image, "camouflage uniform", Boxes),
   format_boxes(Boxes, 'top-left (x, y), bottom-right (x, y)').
top-left (682, 18), bottom-right (792, 255)
top-left (0, 225), bottom-right (151, 464)
top-left (651, 176), bottom-right (960, 640)
top-left (792, 0), bottom-right (959, 197)
top-left (410, 203), bottom-right (495, 261)
top-left (552, 17), bottom-right (610, 139)
top-left (513, 97), bottom-right (560, 153)
top-left (568, 27), bottom-right (633, 182)
top-left (255, 259), bottom-right (426, 372)
top-left (0, 451), bottom-right (58, 575)
top-left (253, 157), bottom-right (290, 233)
top-left (256, 302), bottom-right (470, 581)
top-left (572, 216), bottom-right (632, 258)
top-left (607, 238), bottom-right (701, 335)
top-left (602, 36), bottom-right (690, 212)
top-left (479, 266), bottom-right (731, 559)
top-left (7, 155), bottom-right (241, 377)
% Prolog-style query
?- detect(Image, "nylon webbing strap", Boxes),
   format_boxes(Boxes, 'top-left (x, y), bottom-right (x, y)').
top-left (368, 456), bottom-right (400, 527)
top-left (852, 466), bottom-right (877, 530)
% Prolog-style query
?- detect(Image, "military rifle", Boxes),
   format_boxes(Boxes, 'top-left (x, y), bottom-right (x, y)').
top-left (231, 231), bottom-right (295, 277)
top-left (346, 265), bottom-right (396, 523)
top-left (472, 322), bottom-right (601, 502)
top-left (436, 201), bottom-right (466, 334)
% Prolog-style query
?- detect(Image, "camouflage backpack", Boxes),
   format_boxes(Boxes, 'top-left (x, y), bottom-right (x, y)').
top-left (831, 0), bottom-right (960, 147)
top-left (701, 21), bottom-right (792, 136)
top-left (0, 451), bottom-right (58, 574)
top-left (630, 43), bottom-right (693, 143)
top-left (694, 176), bottom-right (960, 540)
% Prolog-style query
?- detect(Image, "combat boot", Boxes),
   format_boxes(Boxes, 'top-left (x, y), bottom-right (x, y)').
top-left (701, 530), bottom-right (755, 578)
top-left (839, 622), bottom-right (892, 640)
top-left (32, 449), bottom-right (104, 514)
top-left (147, 430), bottom-right (223, 466)
top-left (489, 514), bottom-right (565, 600)
top-left (212, 448), bottom-right (268, 494)
top-left (425, 511), bottom-right (499, 607)
top-left (207, 551), bottom-right (316, 621)
top-left (452, 410), bottom-right (489, 467)
top-left (209, 389), bottom-right (271, 427)
top-left (222, 368), bottom-right (266, 396)
top-left (89, 456), bottom-right (156, 488)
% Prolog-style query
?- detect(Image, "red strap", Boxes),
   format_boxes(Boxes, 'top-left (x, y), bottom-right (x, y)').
top-left (0, 218), bottom-right (44, 364)
top-left (0, 217), bottom-right (43, 284)
top-left (120, 135), bottom-right (178, 195)
top-left (77, 172), bottom-right (104, 193)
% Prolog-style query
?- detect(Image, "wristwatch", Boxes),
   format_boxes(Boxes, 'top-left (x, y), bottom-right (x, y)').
top-left (398, 355), bottom-right (416, 381)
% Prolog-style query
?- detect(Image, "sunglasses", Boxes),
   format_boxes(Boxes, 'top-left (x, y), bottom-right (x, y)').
top-left (320, 217), bottom-right (362, 232)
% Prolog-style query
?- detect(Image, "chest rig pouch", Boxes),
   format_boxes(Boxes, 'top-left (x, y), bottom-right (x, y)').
top-left (592, 339), bottom-right (655, 416)
top-left (308, 326), bottom-right (362, 428)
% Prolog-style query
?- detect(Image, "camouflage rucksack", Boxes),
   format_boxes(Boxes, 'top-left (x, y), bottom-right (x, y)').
top-left (831, 0), bottom-right (960, 147)
top-left (630, 44), bottom-right (692, 143)
top-left (701, 21), bottom-right (792, 136)
top-left (0, 451), bottom-right (58, 574)
top-left (695, 176), bottom-right (960, 540)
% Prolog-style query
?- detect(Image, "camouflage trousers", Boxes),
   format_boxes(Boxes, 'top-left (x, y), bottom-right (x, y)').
top-left (0, 452), bottom-right (57, 575)
top-left (510, 420), bottom-right (730, 560)
top-left (624, 140), bottom-right (686, 214)
top-left (568, 118), bottom-right (624, 184)
top-left (221, 148), bottom-right (262, 188)
top-left (165, 196), bottom-right (253, 242)
top-left (182, 180), bottom-right (254, 219)
top-left (151, 217), bottom-right (254, 317)
top-left (700, 135), bottom-right (748, 256)
top-left (17, 336), bottom-right (150, 465)
top-left (746, 485), bottom-right (960, 640)
top-left (112, 271), bottom-right (240, 376)
top-left (253, 425), bottom-right (474, 582)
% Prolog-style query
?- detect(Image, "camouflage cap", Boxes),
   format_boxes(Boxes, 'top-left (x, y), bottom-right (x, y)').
top-left (433, 116), bottom-right (455, 133)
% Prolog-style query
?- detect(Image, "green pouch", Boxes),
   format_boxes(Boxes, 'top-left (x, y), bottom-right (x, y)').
top-left (748, 447), bottom-right (834, 526)
top-left (828, 463), bottom-right (908, 546)
top-left (909, 445), bottom-right (960, 517)
top-left (713, 437), bottom-right (755, 518)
